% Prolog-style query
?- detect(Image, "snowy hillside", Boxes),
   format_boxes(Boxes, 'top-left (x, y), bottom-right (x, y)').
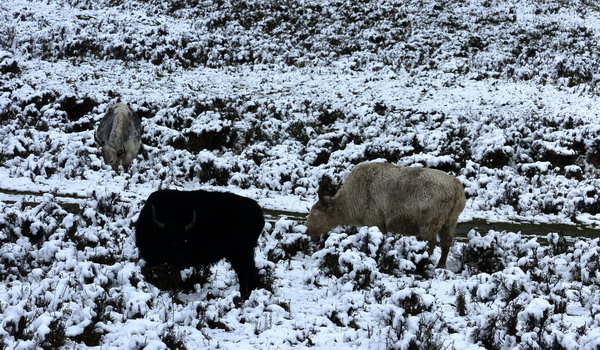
top-left (1, 0), bottom-right (600, 348)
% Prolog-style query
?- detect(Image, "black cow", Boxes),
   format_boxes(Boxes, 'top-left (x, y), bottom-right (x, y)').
top-left (135, 189), bottom-right (265, 299)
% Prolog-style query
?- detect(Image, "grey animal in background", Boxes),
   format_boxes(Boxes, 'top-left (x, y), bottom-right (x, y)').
top-left (305, 162), bottom-right (466, 268)
top-left (95, 103), bottom-right (142, 172)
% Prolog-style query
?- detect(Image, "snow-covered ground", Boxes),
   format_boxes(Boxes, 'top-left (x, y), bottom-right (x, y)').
top-left (1, 0), bottom-right (600, 348)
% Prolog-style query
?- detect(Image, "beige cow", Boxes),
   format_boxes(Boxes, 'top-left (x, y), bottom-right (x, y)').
top-left (306, 162), bottom-right (466, 268)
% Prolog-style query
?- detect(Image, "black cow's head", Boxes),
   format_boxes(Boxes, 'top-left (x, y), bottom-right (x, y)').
top-left (152, 205), bottom-right (196, 266)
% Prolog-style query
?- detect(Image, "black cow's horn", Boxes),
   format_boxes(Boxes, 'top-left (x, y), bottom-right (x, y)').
top-left (185, 211), bottom-right (196, 231)
top-left (152, 205), bottom-right (165, 229)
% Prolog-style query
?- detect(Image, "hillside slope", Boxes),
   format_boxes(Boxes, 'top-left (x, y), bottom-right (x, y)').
top-left (2, 0), bottom-right (600, 223)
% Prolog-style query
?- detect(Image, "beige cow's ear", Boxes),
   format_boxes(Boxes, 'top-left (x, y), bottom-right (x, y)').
top-left (321, 195), bottom-right (333, 207)
top-left (317, 175), bottom-right (338, 200)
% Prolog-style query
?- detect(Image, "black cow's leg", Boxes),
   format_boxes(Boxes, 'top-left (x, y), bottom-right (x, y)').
top-left (230, 250), bottom-right (257, 299)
